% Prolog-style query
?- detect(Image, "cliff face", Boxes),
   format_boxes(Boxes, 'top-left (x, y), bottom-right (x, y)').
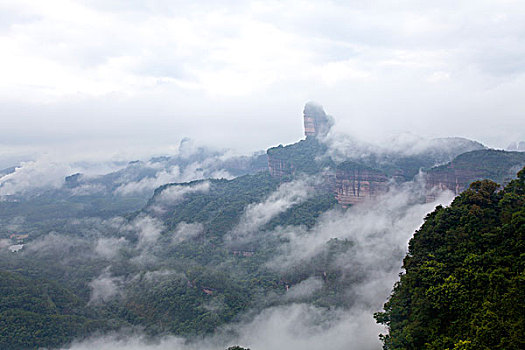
top-left (334, 162), bottom-right (389, 207)
top-left (268, 157), bottom-right (294, 177)
top-left (303, 102), bottom-right (332, 138)
top-left (424, 149), bottom-right (525, 201)
top-left (424, 167), bottom-right (483, 201)
top-left (268, 103), bottom-right (525, 207)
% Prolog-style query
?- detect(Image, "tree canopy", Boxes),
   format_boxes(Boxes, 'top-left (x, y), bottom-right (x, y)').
top-left (375, 167), bottom-right (525, 350)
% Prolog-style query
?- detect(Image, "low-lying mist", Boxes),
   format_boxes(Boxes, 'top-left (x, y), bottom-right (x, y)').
top-left (54, 178), bottom-right (454, 350)
top-left (0, 139), bottom-right (263, 198)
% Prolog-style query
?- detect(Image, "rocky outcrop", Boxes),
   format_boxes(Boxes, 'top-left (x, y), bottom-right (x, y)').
top-left (424, 149), bottom-right (525, 201)
top-left (268, 157), bottom-right (294, 178)
top-left (268, 103), bottom-right (525, 207)
top-left (303, 102), bottom-right (333, 138)
top-left (424, 167), bottom-right (482, 201)
top-left (267, 102), bottom-right (332, 178)
top-left (334, 162), bottom-right (389, 207)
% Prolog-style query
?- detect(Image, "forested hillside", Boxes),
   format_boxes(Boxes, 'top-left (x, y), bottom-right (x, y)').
top-left (0, 270), bottom-right (117, 349)
top-left (375, 167), bottom-right (525, 349)
top-left (0, 171), bottom-right (343, 348)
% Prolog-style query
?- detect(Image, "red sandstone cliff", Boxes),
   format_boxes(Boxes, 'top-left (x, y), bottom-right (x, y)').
top-left (423, 150), bottom-right (525, 201)
top-left (303, 102), bottom-right (333, 138)
top-left (425, 166), bottom-right (481, 195)
top-left (334, 163), bottom-right (389, 207)
top-left (268, 157), bottom-right (294, 178)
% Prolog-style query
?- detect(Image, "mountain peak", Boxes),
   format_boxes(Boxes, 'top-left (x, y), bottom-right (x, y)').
top-left (303, 102), bottom-right (332, 138)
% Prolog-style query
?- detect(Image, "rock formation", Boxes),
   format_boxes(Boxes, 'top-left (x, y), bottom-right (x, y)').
top-left (334, 162), bottom-right (389, 207)
top-left (424, 166), bottom-right (481, 201)
top-left (303, 102), bottom-right (333, 138)
top-left (268, 104), bottom-right (525, 207)
top-left (424, 149), bottom-right (525, 201)
top-left (268, 156), bottom-right (294, 178)
top-left (267, 102), bottom-right (334, 178)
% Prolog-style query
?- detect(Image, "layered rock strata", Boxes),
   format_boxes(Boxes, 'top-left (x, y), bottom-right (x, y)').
top-left (424, 150), bottom-right (525, 201)
top-left (425, 167), bottom-right (480, 195)
top-left (334, 163), bottom-right (389, 207)
top-left (268, 157), bottom-right (294, 178)
top-left (303, 102), bottom-right (332, 138)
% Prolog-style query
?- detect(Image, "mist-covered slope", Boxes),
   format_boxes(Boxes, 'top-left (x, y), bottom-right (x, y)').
top-left (375, 168), bottom-right (525, 350)
top-left (425, 149), bottom-right (525, 182)
top-left (423, 149), bottom-right (525, 197)
top-left (266, 134), bottom-right (485, 181)
top-left (0, 145), bottom-right (268, 234)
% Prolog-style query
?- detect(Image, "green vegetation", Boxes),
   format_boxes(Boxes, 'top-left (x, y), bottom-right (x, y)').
top-left (427, 149), bottom-right (525, 183)
top-left (375, 167), bottom-right (525, 350)
top-left (265, 193), bottom-right (337, 230)
top-left (267, 137), bottom-right (335, 175)
top-left (151, 172), bottom-right (280, 237)
top-left (0, 270), bottom-right (116, 349)
top-left (0, 171), bottom-right (344, 348)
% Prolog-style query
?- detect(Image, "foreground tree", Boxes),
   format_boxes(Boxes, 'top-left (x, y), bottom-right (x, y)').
top-left (375, 168), bottom-right (525, 350)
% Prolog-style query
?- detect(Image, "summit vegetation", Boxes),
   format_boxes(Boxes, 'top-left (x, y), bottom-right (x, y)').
top-left (375, 168), bottom-right (525, 350)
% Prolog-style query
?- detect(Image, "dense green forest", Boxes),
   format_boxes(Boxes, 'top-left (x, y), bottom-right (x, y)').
top-left (0, 171), bottom-right (344, 348)
top-left (0, 270), bottom-right (119, 349)
top-left (375, 167), bottom-right (525, 349)
top-left (267, 137), bottom-right (335, 175)
top-left (148, 172), bottom-right (280, 236)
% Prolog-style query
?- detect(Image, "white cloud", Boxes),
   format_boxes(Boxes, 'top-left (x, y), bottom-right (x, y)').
top-left (154, 181), bottom-right (210, 205)
top-left (172, 221), bottom-right (204, 243)
top-left (88, 269), bottom-right (123, 305)
top-left (114, 166), bottom-right (185, 196)
top-left (69, 183), bottom-right (107, 196)
top-left (141, 269), bottom-right (182, 284)
top-left (95, 237), bottom-right (128, 259)
top-left (229, 178), bottom-right (312, 240)
top-left (0, 159), bottom-right (72, 195)
top-left (114, 161), bottom-right (232, 196)
top-left (0, 0), bottom-right (523, 156)
top-left (268, 183), bottom-right (454, 273)
top-left (65, 304), bottom-right (382, 350)
top-left (285, 277), bottom-right (324, 301)
top-left (60, 177), bottom-right (455, 350)
top-left (128, 215), bottom-right (164, 248)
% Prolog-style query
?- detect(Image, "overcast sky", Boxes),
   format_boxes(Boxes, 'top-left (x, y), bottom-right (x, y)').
top-left (1, 0), bottom-right (524, 167)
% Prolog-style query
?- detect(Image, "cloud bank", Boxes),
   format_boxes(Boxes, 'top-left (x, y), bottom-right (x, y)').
top-left (62, 179), bottom-right (454, 350)
top-left (1, 0), bottom-right (524, 158)
top-left (229, 178), bottom-right (312, 240)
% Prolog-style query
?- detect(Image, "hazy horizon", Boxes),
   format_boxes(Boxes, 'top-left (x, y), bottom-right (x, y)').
top-left (1, 0), bottom-right (525, 169)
